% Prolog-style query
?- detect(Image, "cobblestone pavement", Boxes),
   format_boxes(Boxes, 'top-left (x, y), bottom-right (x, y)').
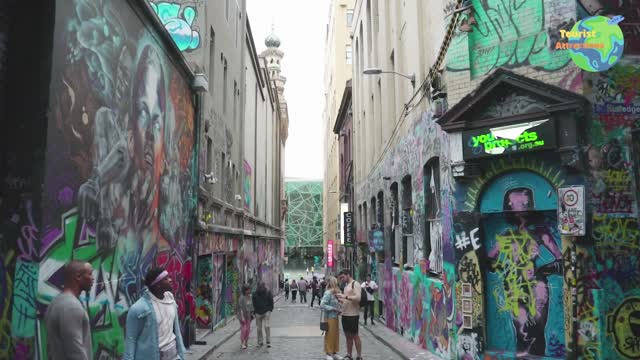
top-left (207, 296), bottom-right (400, 360)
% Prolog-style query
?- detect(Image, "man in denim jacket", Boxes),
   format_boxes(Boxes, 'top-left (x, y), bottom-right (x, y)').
top-left (124, 268), bottom-right (186, 360)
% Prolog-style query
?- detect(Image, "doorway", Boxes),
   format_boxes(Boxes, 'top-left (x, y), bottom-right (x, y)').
top-left (480, 171), bottom-right (566, 358)
top-left (212, 253), bottom-right (226, 327)
top-left (195, 255), bottom-right (213, 328)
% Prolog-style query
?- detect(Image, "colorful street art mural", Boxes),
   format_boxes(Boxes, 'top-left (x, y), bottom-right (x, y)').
top-left (0, 0), bottom-right (198, 358)
top-left (149, 1), bottom-right (201, 52)
top-left (197, 233), bottom-right (281, 330)
top-left (356, 54), bottom-right (640, 358)
top-left (480, 172), bottom-right (565, 357)
top-left (446, 0), bottom-right (572, 76)
top-left (243, 160), bottom-right (252, 211)
top-left (195, 255), bottom-right (213, 328)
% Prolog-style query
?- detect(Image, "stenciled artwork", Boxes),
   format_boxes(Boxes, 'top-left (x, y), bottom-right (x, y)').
top-left (481, 172), bottom-right (565, 358)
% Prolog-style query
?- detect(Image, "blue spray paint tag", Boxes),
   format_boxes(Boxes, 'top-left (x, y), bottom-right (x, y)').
top-left (608, 15), bottom-right (624, 25)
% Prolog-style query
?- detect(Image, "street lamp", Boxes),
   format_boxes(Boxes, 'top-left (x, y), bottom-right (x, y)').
top-left (363, 68), bottom-right (416, 89)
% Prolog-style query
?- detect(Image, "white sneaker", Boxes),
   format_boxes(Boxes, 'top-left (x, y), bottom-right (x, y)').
top-left (242, 345), bottom-right (247, 350)
top-left (326, 356), bottom-right (335, 360)
top-left (333, 355), bottom-right (344, 360)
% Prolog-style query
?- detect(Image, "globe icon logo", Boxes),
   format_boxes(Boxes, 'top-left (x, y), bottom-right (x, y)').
top-left (568, 16), bottom-right (624, 72)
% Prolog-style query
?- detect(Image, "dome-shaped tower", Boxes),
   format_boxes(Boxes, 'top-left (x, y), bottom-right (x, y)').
top-left (263, 25), bottom-right (283, 80)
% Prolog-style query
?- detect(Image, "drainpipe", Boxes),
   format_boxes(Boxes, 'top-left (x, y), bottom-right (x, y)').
top-left (190, 74), bottom-right (207, 346)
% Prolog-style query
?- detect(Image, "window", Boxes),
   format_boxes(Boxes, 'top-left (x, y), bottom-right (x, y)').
top-left (358, 204), bottom-right (363, 240)
top-left (377, 191), bottom-right (385, 262)
top-left (221, 152), bottom-right (226, 191)
top-left (390, 182), bottom-right (399, 263)
top-left (346, 9), bottom-right (354, 27)
top-left (401, 176), bottom-right (413, 267)
top-left (233, 81), bottom-right (238, 122)
top-left (363, 202), bottom-right (368, 235)
top-left (223, 58), bottom-right (228, 114)
top-left (423, 158), bottom-right (442, 274)
top-left (371, 197), bottom-right (377, 230)
top-left (346, 45), bottom-right (352, 64)
top-left (209, 30), bottom-right (215, 92)
top-left (206, 137), bottom-right (213, 175)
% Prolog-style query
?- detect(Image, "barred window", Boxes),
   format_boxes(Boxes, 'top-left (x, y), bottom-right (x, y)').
top-left (423, 157), bottom-right (442, 274)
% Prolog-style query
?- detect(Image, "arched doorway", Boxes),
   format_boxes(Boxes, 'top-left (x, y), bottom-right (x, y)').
top-left (479, 170), bottom-right (566, 358)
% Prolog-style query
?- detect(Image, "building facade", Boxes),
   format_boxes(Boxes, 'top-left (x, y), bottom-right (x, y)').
top-left (1, 0), bottom-right (200, 358)
top-left (323, 0), bottom-right (356, 273)
top-left (171, 0), bottom-right (288, 331)
top-left (333, 81), bottom-right (355, 272)
top-left (349, 0), bottom-right (640, 359)
top-left (285, 179), bottom-right (324, 269)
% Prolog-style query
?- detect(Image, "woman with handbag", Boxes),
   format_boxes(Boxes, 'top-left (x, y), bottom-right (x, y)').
top-left (320, 277), bottom-right (343, 360)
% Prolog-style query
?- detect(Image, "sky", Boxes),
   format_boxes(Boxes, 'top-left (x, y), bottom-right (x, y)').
top-left (246, 0), bottom-right (329, 180)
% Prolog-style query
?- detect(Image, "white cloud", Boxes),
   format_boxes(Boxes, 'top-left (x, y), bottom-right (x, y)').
top-left (246, 0), bottom-right (329, 180)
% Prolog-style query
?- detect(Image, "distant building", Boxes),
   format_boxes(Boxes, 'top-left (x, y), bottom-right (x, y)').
top-left (323, 0), bottom-right (356, 275)
top-left (285, 179), bottom-right (324, 269)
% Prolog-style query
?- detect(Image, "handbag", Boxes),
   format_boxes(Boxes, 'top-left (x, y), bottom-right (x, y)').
top-left (320, 308), bottom-right (329, 332)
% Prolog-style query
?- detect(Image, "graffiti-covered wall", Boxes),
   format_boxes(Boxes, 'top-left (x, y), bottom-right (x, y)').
top-left (354, 0), bottom-right (640, 359)
top-left (355, 110), bottom-right (458, 358)
top-left (2, 0), bottom-right (198, 358)
top-left (196, 233), bottom-right (281, 329)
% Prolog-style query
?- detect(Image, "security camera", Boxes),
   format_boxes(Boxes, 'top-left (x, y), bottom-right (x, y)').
top-left (235, 194), bottom-right (242, 201)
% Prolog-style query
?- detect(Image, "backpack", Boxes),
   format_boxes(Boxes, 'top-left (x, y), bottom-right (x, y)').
top-left (352, 281), bottom-right (368, 307)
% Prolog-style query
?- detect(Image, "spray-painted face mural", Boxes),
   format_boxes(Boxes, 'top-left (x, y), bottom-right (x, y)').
top-left (3, 1), bottom-right (197, 358)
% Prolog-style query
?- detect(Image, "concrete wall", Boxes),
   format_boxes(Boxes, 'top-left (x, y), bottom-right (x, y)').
top-left (157, 0), bottom-right (246, 205)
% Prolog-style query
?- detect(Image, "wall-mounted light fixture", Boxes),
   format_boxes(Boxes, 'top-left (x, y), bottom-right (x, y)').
top-left (192, 73), bottom-right (209, 93)
top-left (363, 68), bottom-right (416, 89)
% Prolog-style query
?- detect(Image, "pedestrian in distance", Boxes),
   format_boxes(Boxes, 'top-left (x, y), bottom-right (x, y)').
top-left (252, 282), bottom-right (274, 348)
top-left (310, 276), bottom-right (322, 307)
top-left (284, 278), bottom-right (290, 300)
top-left (363, 275), bottom-right (378, 325)
top-left (320, 277), bottom-right (327, 294)
top-left (238, 285), bottom-right (254, 349)
top-left (290, 279), bottom-right (298, 303)
top-left (321, 277), bottom-right (343, 360)
top-left (299, 276), bottom-right (308, 303)
top-left (336, 269), bottom-right (363, 360)
top-left (123, 268), bottom-right (186, 360)
top-left (45, 261), bottom-right (95, 360)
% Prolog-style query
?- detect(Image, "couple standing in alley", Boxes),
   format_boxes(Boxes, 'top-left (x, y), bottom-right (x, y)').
top-left (237, 282), bottom-right (275, 350)
top-left (45, 261), bottom-right (186, 360)
top-left (321, 270), bottom-right (378, 360)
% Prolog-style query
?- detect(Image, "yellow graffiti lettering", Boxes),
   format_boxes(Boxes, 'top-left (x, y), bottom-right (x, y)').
top-left (592, 215), bottom-right (640, 253)
top-left (493, 230), bottom-right (537, 318)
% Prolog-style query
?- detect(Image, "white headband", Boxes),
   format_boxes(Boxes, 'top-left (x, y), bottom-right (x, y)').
top-left (150, 270), bottom-right (169, 287)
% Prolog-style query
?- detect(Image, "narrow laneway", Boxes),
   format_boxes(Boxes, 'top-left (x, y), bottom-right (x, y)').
top-left (207, 296), bottom-right (399, 360)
